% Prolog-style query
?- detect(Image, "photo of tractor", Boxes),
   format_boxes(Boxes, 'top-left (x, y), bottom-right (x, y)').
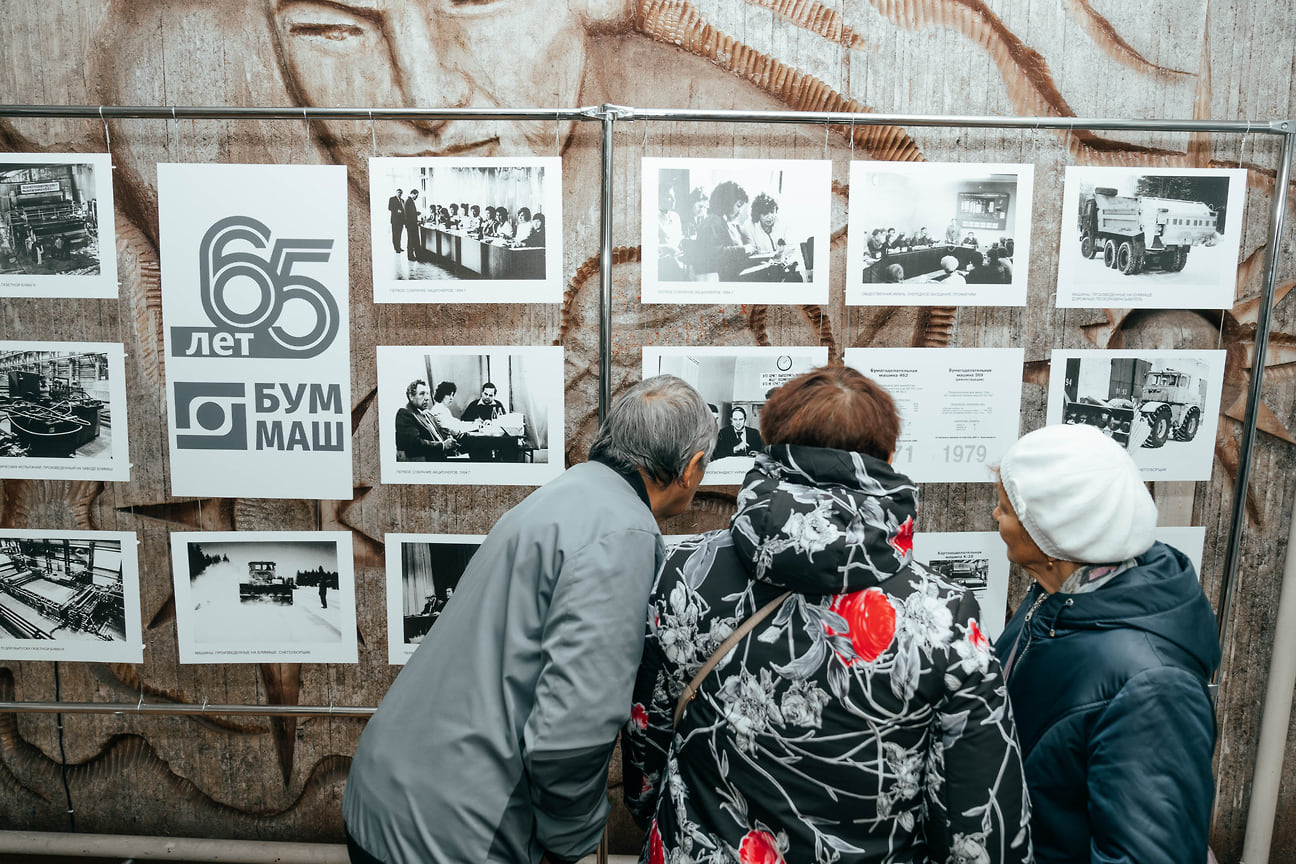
top-left (1077, 186), bottom-right (1219, 276)
top-left (238, 560), bottom-right (294, 604)
top-left (1061, 357), bottom-right (1206, 449)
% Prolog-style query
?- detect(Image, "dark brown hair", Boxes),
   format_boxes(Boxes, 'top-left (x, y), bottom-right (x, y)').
top-left (759, 365), bottom-right (900, 460)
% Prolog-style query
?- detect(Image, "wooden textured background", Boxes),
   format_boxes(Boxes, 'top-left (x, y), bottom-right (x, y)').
top-left (1, 0), bottom-right (1295, 859)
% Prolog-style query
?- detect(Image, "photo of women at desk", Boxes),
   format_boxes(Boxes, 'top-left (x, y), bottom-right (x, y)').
top-left (370, 156), bottom-right (562, 303)
top-left (387, 535), bottom-right (483, 664)
top-left (846, 162), bottom-right (1033, 306)
top-left (643, 157), bottom-right (829, 304)
top-left (380, 345), bottom-right (563, 486)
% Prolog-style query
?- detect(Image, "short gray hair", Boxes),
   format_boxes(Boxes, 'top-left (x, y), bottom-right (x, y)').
top-left (590, 375), bottom-right (717, 484)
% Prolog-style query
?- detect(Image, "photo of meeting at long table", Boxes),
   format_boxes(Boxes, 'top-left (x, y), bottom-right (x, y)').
top-left (849, 162), bottom-right (1032, 287)
top-left (370, 157), bottom-right (562, 303)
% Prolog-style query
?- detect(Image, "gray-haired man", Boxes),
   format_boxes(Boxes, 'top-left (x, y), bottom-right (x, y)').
top-left (344, 375), bottom-right (717, 864)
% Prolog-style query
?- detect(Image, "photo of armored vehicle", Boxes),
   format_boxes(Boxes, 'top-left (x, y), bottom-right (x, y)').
top-left (1061, 357), bottom-right (1206, 449)
top-left (1077, 186), bottom-right (1218, 275)
top-left (238, 560), bottom-right (294, 604)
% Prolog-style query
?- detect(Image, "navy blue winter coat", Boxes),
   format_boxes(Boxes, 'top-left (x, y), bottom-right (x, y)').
top-left (994, 542), bottom-right (1220, 864)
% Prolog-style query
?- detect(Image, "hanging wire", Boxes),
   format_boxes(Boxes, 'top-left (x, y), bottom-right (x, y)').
top-left (98, 105), bottom-right (111, 153)
top-left (369, 110), bottom-right (377, 157)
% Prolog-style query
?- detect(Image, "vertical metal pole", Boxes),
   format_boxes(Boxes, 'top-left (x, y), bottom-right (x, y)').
top-left (598, 106), bottom-right (616, 422)
top-left (1216, 124), bottom-right (1296, 679)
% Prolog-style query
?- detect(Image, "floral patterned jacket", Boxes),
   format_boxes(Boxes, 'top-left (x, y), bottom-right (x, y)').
top-left (622, 445), bottom-right (1032, 864)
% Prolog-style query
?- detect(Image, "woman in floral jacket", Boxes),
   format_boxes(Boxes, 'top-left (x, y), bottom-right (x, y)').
top-left (623, 366), bottom-right (1032, 864)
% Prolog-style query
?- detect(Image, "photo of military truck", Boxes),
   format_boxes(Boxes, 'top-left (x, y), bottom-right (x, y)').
top-left (1056, 168), bottom-right (1246, 311)
top-left (1077, 186), bottom-right (1219, 275)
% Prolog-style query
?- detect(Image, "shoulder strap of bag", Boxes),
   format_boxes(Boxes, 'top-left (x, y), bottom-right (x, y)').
top-left (672, 590), bottom-right (792, 729)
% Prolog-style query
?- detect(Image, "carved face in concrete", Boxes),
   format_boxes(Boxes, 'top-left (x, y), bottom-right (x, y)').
top-left (268, 0), bottom-right (593, 166)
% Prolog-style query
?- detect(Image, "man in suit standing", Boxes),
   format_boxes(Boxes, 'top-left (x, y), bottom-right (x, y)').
top-left (403, 189), bottom-right (423, 262)
top-left (395, 379), bottom-right (458, 461)
top-left (716, 406), bottom-right (763, 457)
top-left (388, 188), bottom-right (405, 253)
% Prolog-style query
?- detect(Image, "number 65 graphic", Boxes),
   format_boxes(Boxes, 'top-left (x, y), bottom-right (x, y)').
top-left (198, 215), bottom-right (340, 358)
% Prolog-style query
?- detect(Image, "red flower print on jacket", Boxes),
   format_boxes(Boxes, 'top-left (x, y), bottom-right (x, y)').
top-left (969, 619), bottom-right (988, 651)
top-left (739, 830), bottom-right (785, 864)
top-left (828, 587), bottom-right (897, 663)
top-left (888, 514), bottom-right (915, 561)
top-left (631, 702), bottom-right (649, 730)
top-left (648, 820), bottom-right (665, 864)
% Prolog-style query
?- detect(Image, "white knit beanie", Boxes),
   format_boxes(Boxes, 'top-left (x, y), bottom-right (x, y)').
top-left (998, 424), bottom-right (1157, 564)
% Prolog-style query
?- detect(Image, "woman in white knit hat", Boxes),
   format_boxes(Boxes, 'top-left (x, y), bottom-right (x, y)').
top-left (992, 423), bottom-right (1220, 864)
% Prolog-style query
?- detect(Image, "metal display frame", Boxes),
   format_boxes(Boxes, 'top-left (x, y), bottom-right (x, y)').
top-left (0, 103), bottom-right (1291, 718)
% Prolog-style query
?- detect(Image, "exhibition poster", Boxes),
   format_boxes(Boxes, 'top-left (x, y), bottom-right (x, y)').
top-left (170, 531), bottom-right (357, 664)
top-left (1055, 166), bottom-right (1247, 309)
top-left (158, 163), bottom-right (352, 500)
top-left (643, 346), bottom-right (830, 485)
top-left (0, 153), bottom-right (119, 298)
top-left (641, 157), bottom-right (831, 305)
top-left (845, 162), bottom-right (1034, 306)
top-left (912, 531), bottom-right (1010, 640)
top-left (1046, 349), bottom-right (1226, 481)
top-left (844, 348), bottom-right (1025, 483)
top-left (369, 157), bottom-right (563, 304)
top-left (378, 345), bottom-right (564, 486)
top-left (0, 341), bottom-right (130, 481)
top-left (385, 533), bottom-right (485, 665)
top-left (0, 529), bottom-right (142, 663)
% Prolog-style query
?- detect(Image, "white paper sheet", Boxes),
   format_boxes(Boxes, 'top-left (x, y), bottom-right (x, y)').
top-left (844, 348), bottom-right (1025, 483)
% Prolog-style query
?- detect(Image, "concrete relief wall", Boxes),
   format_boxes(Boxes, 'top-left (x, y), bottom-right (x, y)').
top-left (1, 0), bottom-right (1295, 859)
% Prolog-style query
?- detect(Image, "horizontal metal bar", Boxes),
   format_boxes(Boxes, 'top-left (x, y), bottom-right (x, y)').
top-left (0, 830), bottom-right (634, 864)
top-left (0, 103), bottom-right (1287, 135)
top-left (0, 105), bottom-right (598, 122)
top-left (0, 700), bottom-right (374, 717)
top-left (624, 105), bottom-right (1291, 135)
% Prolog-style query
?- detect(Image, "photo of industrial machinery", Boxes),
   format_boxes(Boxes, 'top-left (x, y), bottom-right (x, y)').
top-left (0, 535), bottom-right (128, 643)
top-left (0, 160), bottom-right (102, 278)
top-left (0, 348), bottom-right (113, 461)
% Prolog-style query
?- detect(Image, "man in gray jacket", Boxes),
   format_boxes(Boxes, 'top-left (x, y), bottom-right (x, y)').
top-left (343, 376), bottom-right (717, 864)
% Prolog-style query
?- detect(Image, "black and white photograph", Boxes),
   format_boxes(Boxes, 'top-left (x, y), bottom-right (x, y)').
top-left (1047, 349), bottom-right (1226, 480)
top-left (0, 153), bottom-right (118, 298)
top-left (643, 346), bottom-right (828, 485)
top-left (1056, 166), bottom-right (1247, 309)
top-left (171, 531), bottom-right (356, 664)
top-left (845, 162), bottom-right (1033, 306)
top-left (370, 157), bottom-right (562, 304)
top-left (913, 532), bottom-right (1010, 639)
top-left (0, 530), bottom-right (142, 662)
top-left (641, 157), bottom-right (830, 305)
top-left (0, 341), bottom-right (130, 481)
top-left (379, 345), bottom-right (563, 486)
top-left (385, 533), bottom-right (483, 665)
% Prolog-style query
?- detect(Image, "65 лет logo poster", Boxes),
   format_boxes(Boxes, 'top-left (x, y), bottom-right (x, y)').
top-left (159, 164), bottom-right (351, 500)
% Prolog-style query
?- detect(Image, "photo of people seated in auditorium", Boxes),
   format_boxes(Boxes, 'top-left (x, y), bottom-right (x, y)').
top-left (643, 157), bottom-right (830, 304)
top-left (846, 162), bottom-right (1033, 305)
top-left (392, 356), bottom-right (548, 465)
top-left (369, 157), bottom-right (561, 303)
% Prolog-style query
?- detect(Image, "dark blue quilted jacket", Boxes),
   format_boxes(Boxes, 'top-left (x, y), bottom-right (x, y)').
top-left (994, 541), bottom-right (1219, 864)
